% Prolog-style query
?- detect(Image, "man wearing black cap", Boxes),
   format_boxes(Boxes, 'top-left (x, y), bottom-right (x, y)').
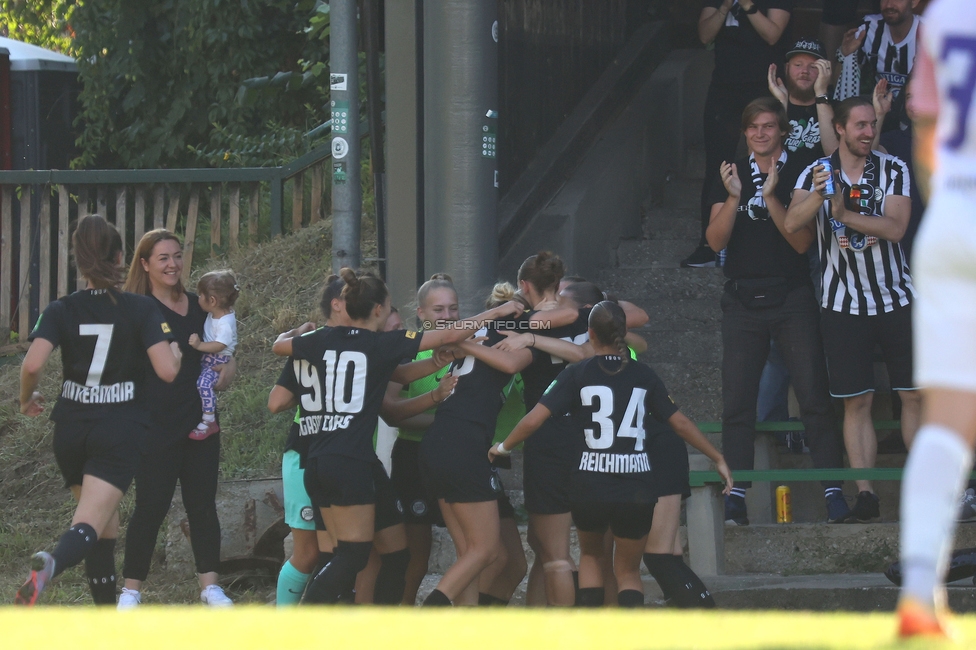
top-left (769, 39), bottom-right (839, 169)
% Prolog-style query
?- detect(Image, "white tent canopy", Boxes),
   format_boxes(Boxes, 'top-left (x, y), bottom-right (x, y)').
top-left (0, 36), bottom-right (76, 72)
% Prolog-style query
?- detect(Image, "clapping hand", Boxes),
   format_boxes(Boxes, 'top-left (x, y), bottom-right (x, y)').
top-left (841, 25), bottom-right (866, 57)
top-left (767, 64), bottom-right (788, 106)
top-left (761, 156), bottom-right (779, 197)
top-left (813, 59), bottom-right (832, 96)
top-left (873, 77), bottom-right (892, 117)
top-left (720, 161), bottom-right (741, 198)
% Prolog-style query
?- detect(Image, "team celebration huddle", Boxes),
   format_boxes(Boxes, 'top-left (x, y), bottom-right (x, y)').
top-left (14, 225), bottom-right (733, 611)
top-left (10, 0), bottom-right (976, 641)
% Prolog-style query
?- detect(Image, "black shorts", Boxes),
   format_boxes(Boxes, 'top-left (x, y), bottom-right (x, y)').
top-left (571, 501), bottom-right (655, 540)
top-left (523, 416), bottom-right (575, 515)
top-left (420, 422), bottom-right (504, 504)
top-left (303, 455), bottom-right (404, 532)
top-left (391, 437), bottom-right (443, 525)
top-left (821, 306), bottom-right (915, 397)
top-left (649, 429), bottom-right (691, 499)
top-left (53, 417), bottom-right (146, 493)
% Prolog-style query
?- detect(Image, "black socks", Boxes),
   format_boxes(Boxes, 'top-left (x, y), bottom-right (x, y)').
top-left (643, 553), bottom-right (716, 608)
top-left (84, 538), bottom-right (117, 605)
top-left (302, 541), bottom-right (372, 604)
top-left (52, 523), bottom-right (98, 578)
top-left (423, 588), bottom-right (452, 606)
top-left (617, 589), bottom-right (644, 608)
top-left (478, 592), bottom-right (508, 606)
top-left (374, 548), bottom-right (410, 605)
top-left (577, 587), bottom-right (605, 607)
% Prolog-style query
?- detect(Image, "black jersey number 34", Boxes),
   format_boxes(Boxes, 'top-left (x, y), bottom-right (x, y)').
top-left (582, 386), bottom-right (647, 452)
top-left (294, 351), bottom-right (367, 413)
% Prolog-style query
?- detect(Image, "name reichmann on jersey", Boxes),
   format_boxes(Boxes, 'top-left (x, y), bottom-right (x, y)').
top-left (299, 414), bottom-right (354, 436)
top-left (60, 379), bottom-right (135, 404)
top-left (579, 451), bottom-right (651, 474)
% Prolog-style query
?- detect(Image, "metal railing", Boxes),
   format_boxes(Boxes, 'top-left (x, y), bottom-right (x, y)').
top-left (0, 143), bottom-right (332, 341)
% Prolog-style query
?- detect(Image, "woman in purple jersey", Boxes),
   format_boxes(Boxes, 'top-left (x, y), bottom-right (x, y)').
top-left (16, 215), bottom-right (181, 606)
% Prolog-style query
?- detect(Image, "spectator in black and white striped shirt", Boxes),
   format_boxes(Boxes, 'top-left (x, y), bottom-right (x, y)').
top-left (835, 0), bottom-right (921, 120)
top-left (786, 95), bottom-right (921, 523)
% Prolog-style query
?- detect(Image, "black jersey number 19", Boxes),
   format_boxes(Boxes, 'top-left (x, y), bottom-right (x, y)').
top-left (580, 386), bottom-right (647, 452)
top-left (450, 327), bottom-right (488, 377)
top-left (80, 324), bottom-right (114, 386)
top-left (549, 333), bottom-right (589, 365)
top-left (295, 351), bottom-right (367, 414)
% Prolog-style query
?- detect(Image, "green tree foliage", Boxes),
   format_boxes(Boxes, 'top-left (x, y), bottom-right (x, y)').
top-left (0, 0), bottom-right (76, 55)
top-left (70, 0), bottom-right (331, 169)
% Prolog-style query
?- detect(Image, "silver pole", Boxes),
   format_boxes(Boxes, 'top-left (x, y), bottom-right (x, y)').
top-left (423, 1), bottom-right (499, 315)
top-left (330, 0), bottom-right (362, 273)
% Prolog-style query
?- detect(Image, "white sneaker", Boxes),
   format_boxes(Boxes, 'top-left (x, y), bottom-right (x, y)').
top-left (200, 584), bottom-right (233, 607)
top-left (117, 587), bottom-right (141, 610)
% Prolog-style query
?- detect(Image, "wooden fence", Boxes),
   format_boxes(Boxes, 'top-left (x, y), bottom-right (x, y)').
top-left (0, 144), bottom-right (332, 342)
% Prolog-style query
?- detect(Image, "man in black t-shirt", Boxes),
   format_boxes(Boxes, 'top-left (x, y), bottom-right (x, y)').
top-left (683, 0), bottom-right (793, 268)
top-left (705, 97), bottom-right (847, 526)
top-left (769, 39), bottom-right (838, 169)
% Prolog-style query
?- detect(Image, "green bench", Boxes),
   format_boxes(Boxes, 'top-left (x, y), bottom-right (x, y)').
top-left (684, 420), bottom-right (903, 577)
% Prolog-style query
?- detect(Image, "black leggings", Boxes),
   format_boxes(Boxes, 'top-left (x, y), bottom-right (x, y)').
top-left (122, 432), bottom-right (222, 581)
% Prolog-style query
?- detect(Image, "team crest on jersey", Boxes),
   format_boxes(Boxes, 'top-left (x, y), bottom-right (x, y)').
top-left (161, 322), bottom-right (171, 334)
top-left (300, 506), bottom-right (314, 522)
top-left (411, 499), bottom-right (427, 516)
top-left (837, 229), bottom-right (878, 251)
top-left (405, 330), bottom-right (417, 339)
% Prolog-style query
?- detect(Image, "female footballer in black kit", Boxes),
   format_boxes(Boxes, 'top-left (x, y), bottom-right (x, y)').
top-left (495, 256), bottom-right (649, 606)
top-left (272, 268), bottom-right (522, 604)
top-left (269, 276), bottom-right (459, 605)
top-left (16, 215), bottom-right (182, 606)
top-left (268, 275), bottom-right (348, 605)
top-left (492, 302), bottom-right (697, 607)
top-left (419, 280), bottom-right (591, 607)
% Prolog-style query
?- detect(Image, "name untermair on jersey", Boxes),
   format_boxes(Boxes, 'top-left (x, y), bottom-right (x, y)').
top-left (61, 379), bottom-right (135, 404)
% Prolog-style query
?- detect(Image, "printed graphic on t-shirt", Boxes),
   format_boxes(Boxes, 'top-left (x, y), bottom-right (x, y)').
top-left (786, 117), bottom-right (821, 154)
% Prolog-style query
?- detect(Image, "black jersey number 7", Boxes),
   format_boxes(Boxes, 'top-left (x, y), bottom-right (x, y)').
top-left (79, 324), bottom-right (114, 387)
top-left (295, 351), bottom-right (367, 414)
top-left (580, 386), bottom-right (647, 452)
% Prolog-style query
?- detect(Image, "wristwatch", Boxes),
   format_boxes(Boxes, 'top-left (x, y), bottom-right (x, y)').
top-left (743, 3), bottom-right (759, 14)
top-left (815, 95), bottom-right (830, 105)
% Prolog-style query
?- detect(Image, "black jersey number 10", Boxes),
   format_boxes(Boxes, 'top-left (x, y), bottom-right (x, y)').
top-left (580, 386), bottom-right (647, 452)
top-left (294, 351), bottom-right (368, 414)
